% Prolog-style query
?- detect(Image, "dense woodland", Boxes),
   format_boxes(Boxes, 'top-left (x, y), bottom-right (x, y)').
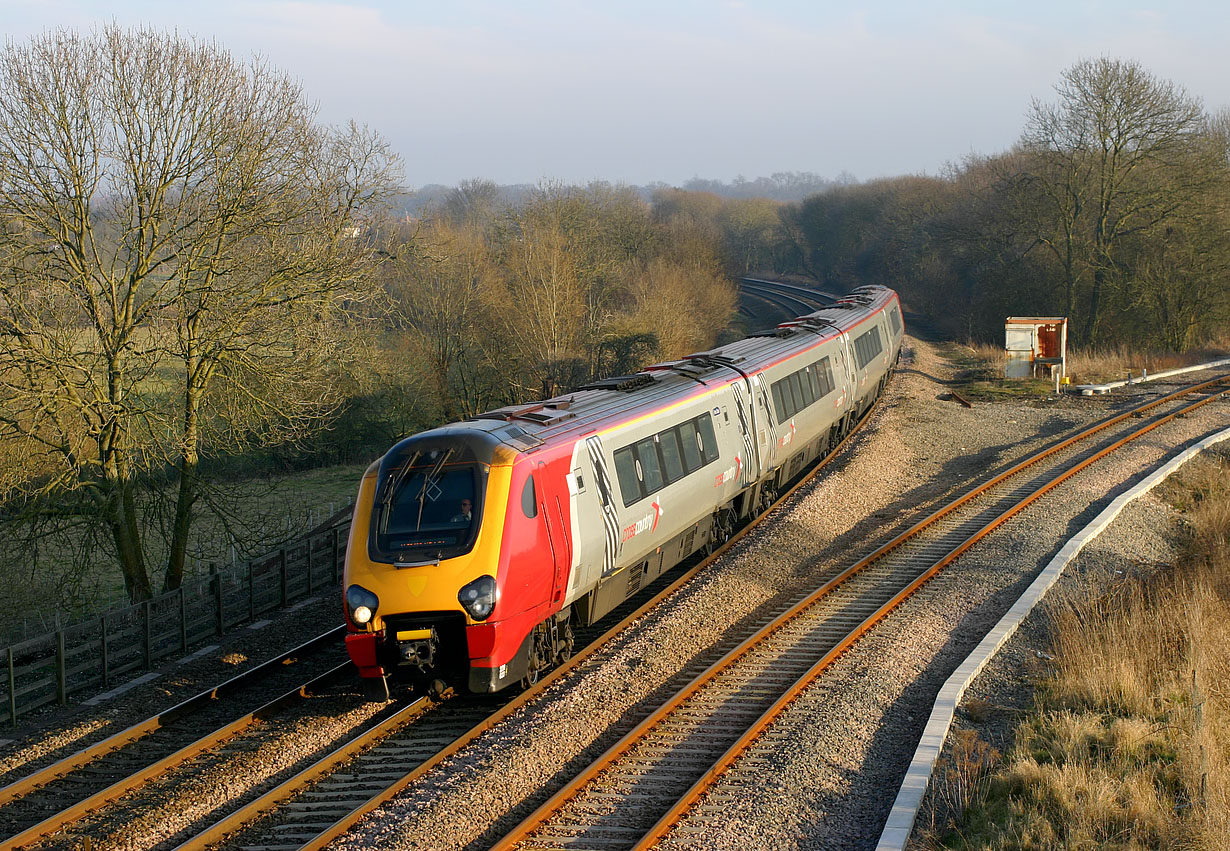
top-left (0, 28), bottom-right (1226, 622)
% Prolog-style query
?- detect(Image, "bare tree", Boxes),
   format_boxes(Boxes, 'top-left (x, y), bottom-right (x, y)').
top-left (1021, 58), bottom-right (1208, 342)
top-left (0, 26), bottom-right (400, 600)
top-left (382, 218), bottom-right (502, 419)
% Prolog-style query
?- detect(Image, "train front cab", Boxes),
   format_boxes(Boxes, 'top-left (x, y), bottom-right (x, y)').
top-left (343, 428), bottom-right (562, 698)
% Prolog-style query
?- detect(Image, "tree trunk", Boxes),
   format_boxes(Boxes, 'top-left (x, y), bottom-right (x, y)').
top-left (107, 469), bottom-right (152, 602)
top-left (164, 446), bottom-right (198, 593)
top-left (165, 343), bottom-right (205, 593)
top-left (1084, 265), bottom-right (1105, 344)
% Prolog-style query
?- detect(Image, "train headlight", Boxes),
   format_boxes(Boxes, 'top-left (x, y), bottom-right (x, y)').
top-left (346, 584), bottom-right (380, 627)
top-left (458, 575), bottom-right (496, 621)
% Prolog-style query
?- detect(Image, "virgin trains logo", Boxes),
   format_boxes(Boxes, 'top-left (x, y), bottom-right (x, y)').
top-left (714, 455), bottom-right (742, 487)
top-left (621, 500), bottom-right (663, 542)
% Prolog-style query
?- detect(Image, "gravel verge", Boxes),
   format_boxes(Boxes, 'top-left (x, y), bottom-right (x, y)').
top-left (329, 341), bottom-right (1225, 851)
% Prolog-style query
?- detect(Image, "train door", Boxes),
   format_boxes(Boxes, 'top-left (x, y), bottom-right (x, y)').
top-left (835, 332), bottom-right (856, 419)
top-left (535, 461), bottom-right (571, 608)
top-left (751, 374), bottom-right (777, 471)
top-left (728, 380), bottom-right (760, 484)
top-left (567, 435), bottom-right (619, 601)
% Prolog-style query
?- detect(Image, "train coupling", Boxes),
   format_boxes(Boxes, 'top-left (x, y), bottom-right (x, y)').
top-left (396, 626), bottom-right (440, 671)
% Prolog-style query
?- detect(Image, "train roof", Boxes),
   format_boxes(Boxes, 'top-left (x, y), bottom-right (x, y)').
top-left (455, 285), bottom-right (898, 456)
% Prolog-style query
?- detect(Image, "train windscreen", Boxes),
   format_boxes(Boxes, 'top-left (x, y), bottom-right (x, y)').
top-left (370, 445), bottom-right (486, 561)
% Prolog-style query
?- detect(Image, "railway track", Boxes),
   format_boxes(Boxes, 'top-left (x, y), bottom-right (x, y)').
top-left (0, 373), bottom-right (887, 850)
top-left (482, 375), bottom-right (1228, 850)
top-left (0, 630), bottom-right (350, 849)
top-left (3, 371), bottom-right (1221, 850)
top-left (21, 373), bottom-right (889, 851)
top-left (742, 277), bottom-right (837, 304)
top-left (738, 278), bottom-right (830, 320)
top-left (173, 375), bottom-right (1222, 851)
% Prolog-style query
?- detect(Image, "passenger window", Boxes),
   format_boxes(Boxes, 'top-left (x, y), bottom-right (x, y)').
top-left (678, 420), bottom-right (702, 471)
top-left (783, 375), bottom-right (800, 417)
top-left (792, 372), bottom-right (813, 409)
top-left (659, 429), bottom-right (685, 483)
top-left (696, 414), bottom-right (719, 464)
top-left (636, 438), bottom-right (664, 494)
top-left (771, 383), bottom-right (786, 422)
top-left (614, 447), bottom-right (642, 506)
top-left (807, 364), bottom-right (822, 400)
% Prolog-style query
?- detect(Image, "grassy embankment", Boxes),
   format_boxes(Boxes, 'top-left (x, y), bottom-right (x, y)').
top-left (932, 449), bottom-right (1230, 849)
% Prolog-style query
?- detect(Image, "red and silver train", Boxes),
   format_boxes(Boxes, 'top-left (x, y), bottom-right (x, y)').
top-left (343, 285), bottom-right (904, 697)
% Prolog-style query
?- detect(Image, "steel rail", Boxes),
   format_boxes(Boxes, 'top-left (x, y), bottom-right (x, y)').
top-left (739, 282), bottom-right (818, 315)
top-left (631, 386), bottom-right (1228, 848)
top-left (0, 625), bottom-right (345, 808)
top-left (741, 276), bottom-right (838, 304)
top-left (168, 695), bottom-right (436, 851)
top-left (488, 378), bottom-right (1227, 849)
top-left (2, 662), bottom-right (352, 849)
top-left (170, 376), bottom-right (894, 851)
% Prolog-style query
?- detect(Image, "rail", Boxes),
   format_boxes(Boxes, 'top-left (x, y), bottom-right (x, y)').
top-left (486, 375), bottom-right (1227, 849)
top-left (161, 373), bottom-right (896, 851)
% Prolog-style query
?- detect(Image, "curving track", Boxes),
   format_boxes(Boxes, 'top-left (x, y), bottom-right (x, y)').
top-left (4, 364), bottom-right (1221, 851)
top-left (124, 373), bottom-right (896, 851)
top-left (483, 375), bottom-right (1228, 850)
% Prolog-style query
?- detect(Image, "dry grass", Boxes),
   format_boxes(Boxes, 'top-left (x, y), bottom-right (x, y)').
top-left (942, 338), bottom-right (1229, 391)
top-left (939, 451), bottom-right (1230, 849)
top-left (1066, 339), bottom-right (1230, 385)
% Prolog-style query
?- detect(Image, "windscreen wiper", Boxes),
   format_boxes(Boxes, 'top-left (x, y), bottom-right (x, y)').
top-left (414, 447), bottom-right (455, 531)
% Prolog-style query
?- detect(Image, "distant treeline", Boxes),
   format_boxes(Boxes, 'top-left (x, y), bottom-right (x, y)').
top-left (403, 59), bottom-right (1230, 352)
top-left (322, 180), bottom-right (740, 464)
top-left (755, 59), bottom-right (1230, 349)
top-left (396, 170), bottom-right (853, 217)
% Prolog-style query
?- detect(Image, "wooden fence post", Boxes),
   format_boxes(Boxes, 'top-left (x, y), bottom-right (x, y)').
top-left (101, 614), bottom-right (110, 687)
top-left (179, 587), bottom-right (188, 654)
top-left (8, 648), bottom-right (16, 725)
top-left (248, 562), bottom-right (255, 620)
top-left (279, 549), bottom-right (288, 607)
top-left (332, 527), bottom-right (340, 584)
top-left (143, 600), bottom-right (152, 668)
top-left (214, 571), bottom-right (224, 636)
top-left (306, 538), bottom-right (314, 596)
top-left (57, 630), bottom-right (67, 705)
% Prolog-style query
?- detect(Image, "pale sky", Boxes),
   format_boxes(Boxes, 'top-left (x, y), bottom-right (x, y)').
top-left (4, 1), bottom-right (1230, 189)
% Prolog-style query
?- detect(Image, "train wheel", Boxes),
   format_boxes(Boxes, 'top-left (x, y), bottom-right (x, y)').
top-left (758, 484), bottom-right (778, 514)
top-left (708, 509), bottom-right (735, 554)
top-left (520, 622), bottom-right (550, 689)
top-left (555, 619), bottom-right (574, 664)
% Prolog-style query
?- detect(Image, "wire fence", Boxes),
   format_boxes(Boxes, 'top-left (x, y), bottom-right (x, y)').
top-left (2, 509), bottom-right (352, 725)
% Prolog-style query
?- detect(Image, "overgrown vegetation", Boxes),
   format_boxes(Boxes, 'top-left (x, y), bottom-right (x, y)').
top-left (935, 449), bottom-right (1230, 849)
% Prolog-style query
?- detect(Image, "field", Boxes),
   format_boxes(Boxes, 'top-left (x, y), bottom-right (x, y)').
top-left (0, 462), bottom-right (370, 642)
